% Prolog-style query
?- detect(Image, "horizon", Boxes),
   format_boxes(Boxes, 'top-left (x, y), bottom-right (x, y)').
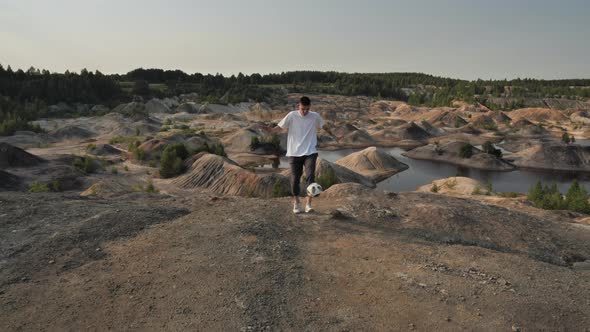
top-left (1, 0), bottom-right (589, 80)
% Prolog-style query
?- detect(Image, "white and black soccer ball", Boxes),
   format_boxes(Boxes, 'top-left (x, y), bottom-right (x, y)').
top-left (307, 182), bottom-right (323, 197)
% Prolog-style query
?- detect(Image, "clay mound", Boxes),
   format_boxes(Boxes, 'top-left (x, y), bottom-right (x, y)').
top-left (508, 108), bottom-right (568, 123)
top-left (456, 125), bottom-right (482, 135)
top-left (0, 143), bottom-right (45, 168)
top-left (508, 143), bottom-right (590, 171)
top-left (571, 111), bottom-right (590, 125)
top-left (332, 123), bottom-right (360, 138)
top-left (321, 182), bottom-right (376, 199)
top-left (394, 121), bottom-right (432, 141)
top-left (335, 147), bottom-right (408, 182)
top-left (222, 127), bottom-right (270, 152)
top-left (427, 111), bottom-right (468, 128)
top-left (172, 153), bottom-right (289, 198)
top-left (145, 99), bottom-right (172, 113)
top-left (0, 170), bottom-right (21, 190)
top-left (490, 111), bottom-right (512, 124)
top-left (416, 177), bottom-right (484, 195)
top-left (404, 141), bottom-right (515, 171)
top-left (176, 102), bottom-right (202, 114)
top-left (137, 139), bottom-right (169, 158)
top-left (201, 113), bottom-right (245, 121)
top-left (49, 126), bottom-right (95, 139)
top-left (340, 129), bottom-right (375, 145)
top-left (87, 144), bottom-right (122, 156)
top-left (281, 157), bottom-right (376, 189)
top-left (390, 103), bottom-right (425, 120)
top-left (80, 177), bottom-right (141, 198)
top-left (470, 114), bottom-right (497, 128)
top-left (456, 103), bottom-right (491, 113)
top-left (417, 120), bottom-right (446, 136)
top-left (509, 119), bottom-right (549, 136)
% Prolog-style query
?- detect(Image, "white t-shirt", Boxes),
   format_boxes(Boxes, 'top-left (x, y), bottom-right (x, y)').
top-left (278, 111), bottom-right (325, 157)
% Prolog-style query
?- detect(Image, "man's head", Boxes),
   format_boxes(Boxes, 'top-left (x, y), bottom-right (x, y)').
top-left (298, 96), bottom-right (311, 116)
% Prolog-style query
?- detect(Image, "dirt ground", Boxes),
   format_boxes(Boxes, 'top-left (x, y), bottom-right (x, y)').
top-left (1, 189), bottom-right (589, 331)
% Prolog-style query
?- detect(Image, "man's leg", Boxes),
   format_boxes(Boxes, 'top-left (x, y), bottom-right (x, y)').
top-left (289, 156), bottom-right (304, 206)
top-left (303, 153), bottom-right (318, 207)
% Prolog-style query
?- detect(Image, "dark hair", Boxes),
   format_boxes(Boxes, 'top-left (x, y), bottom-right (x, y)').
top-left (299, 96), bottom-right (311, 106)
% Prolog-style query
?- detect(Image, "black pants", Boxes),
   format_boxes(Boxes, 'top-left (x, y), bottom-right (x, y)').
top-left (289, 153), bottom-right (318, 197)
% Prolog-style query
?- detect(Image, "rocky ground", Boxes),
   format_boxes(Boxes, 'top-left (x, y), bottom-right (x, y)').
top-left (1, 187), bottom-right (589, 331)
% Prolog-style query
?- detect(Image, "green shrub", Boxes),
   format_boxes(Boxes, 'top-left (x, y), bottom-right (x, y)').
top-left (145, 181), bottom-right (159, 194)
top-left (316, 168), bottom-right (339, 190)
top-left (498, 192), bottom-right (519, 198)
top-left (431, 183), bottom-right (439, 193)
top-left (73, 156), bottom-right (97, 173)
top-left (85, 143), bottom-right (97, 152)
top-left (132, 147), bottom-right (145, 161)
top-left (159, 145), bottom-right (184, 178)
top-left (482, 141), bottom-right (502, 158)
top-left (471, 185), bottom-right (482, 195)
top-left (29, 181), bottom-right (49, 193)
top-left (459, 143), bottom-right (473, 158)
top-left (272, 181), bottom-right (290, 197)
top-left (124, 165), bottom-right (129, 171)
top-left (111, 167), bottom-right (118, 174)
top-left (192, 142), bottom-right (227, 157)
top-left (51, 179), bottom-right (61, 192)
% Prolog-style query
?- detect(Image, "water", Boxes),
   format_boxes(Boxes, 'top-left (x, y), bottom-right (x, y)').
top-left (316, 148), bottom-right (590, 193)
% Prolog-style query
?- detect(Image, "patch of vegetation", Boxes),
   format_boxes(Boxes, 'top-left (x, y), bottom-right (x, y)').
top-left (528, 180), bottom-right (590, 213)
top-left (445, 179), bottom-right (457, 190)
top-left (28, 181), bottom-right (49, 193)
top-left (316, 168), bottom-right (339, 190)
top-left (111, 167), bottom-right (118, 174)
top-left (145, 181), bottom-right (159, 194)
top-left (85, 143), bottom-right (97, 152)
top-left (482, 141), bottom-right (502, 158)
top-left (562, 132), bottom-right (575, 144)
top-left (471, 185), bottom-right (483, 195)
top-left (51, 179), bottom-right (61, 192)
top-left (192, 142), bottom-right (227, 157)
top-left (434, 141), bottom-right (444, 155)
top-left (459, 143), bottom-right (473, 159)
top-left (430, 183), bottom-right (439, 193)
top-left (249, 134), bottom-right (281, 153)
top-left (73, 155), bottom-right (97, 173)
top-left (159, 144), bottom-right (186, 178)
top-left (498, 192), bottom-right (519, 198)
top-left (272, 181), bottom-right (290, 197)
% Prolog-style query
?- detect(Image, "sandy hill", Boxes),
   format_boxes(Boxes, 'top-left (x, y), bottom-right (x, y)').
top-left (0, 143), bottom-right (45, 168)
top-left (335, 147), bottom-right (408, 181)
top-left (508, 108), bottom-right (568, 123)
top-left (508, 119), bottom-right (549, 136)
top-left (404, 141), bottom-right (515, 171)
top-left (507, 143), bottom-right (590, 171)
top-left (171, 153), bottom-right (289, 197)
top-left (426, 110), bottom-right (468, 128)
top-left (416, 176), bottom-right (485, 195)
top-left (394, 121), bottom-right (432, 141)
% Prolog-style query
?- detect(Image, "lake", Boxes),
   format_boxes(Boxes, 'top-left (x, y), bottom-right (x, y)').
top-left (316, 147), bottom-right (590, 194)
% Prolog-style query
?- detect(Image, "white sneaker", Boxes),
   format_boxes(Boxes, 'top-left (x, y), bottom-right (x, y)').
top-left (293, 202), bottom-right (302, 214)
top-left (305, 204), bottom-right (314, 213)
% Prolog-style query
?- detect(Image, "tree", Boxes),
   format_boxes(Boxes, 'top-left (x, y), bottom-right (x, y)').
top-left (132, 80), bottom-right (150, 96)
top-left (160, 145), bottom-right (184, 178)
top-left (565, 180), bottom-right (590, 213)
top-left (562, 132), bottom-right (571, 144)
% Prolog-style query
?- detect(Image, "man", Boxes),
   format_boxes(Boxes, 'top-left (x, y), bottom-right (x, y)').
top-left (267, 96), bottom-right (337, 214)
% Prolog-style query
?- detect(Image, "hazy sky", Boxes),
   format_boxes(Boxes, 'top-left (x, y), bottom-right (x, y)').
top-left (1, 0), bottom-right (589, 79)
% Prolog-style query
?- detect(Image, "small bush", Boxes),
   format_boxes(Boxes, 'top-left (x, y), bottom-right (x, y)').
top-left (430, 183), bottom-right (439, 193)
top-left (498, 192), bottom-right (519, 198)
top-left (145, 181), bottom-right (159, 194)
top-left (29, 181), bottom-right (49, 193)
top-left (272, 181), bottom-right (290, 197)
top-left (124, 165), bottom-right (129, 171)
top-left (51, 179), bottom-right (61, 192)
top-left (73, 156), bottom-right (97, 173)
top-left (471, 185), bottom-right (482, 195)
top-left (445, 179), bottom-right (457, 190)
top-left (132, 147), bottom-right (145, 161)
top-left (85, 143), bottom-right (97, 152)
top-left (316, 168), bottom-right (339, 190)
top-left (482, 141), bottom-right (502, 158)
top-left (459, 143), bottom-right (473, 159)
top-left (111, 167), bottom-right (118, 174)
top-left (160, 145), bottom-right (185, 178)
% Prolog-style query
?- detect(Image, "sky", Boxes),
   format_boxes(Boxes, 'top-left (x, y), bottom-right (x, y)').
top-left (1, 0), bottom-right (589, 80)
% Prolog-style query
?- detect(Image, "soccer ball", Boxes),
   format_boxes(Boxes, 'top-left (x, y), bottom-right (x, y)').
top-left (307, 183), bottom-right (323, 197)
